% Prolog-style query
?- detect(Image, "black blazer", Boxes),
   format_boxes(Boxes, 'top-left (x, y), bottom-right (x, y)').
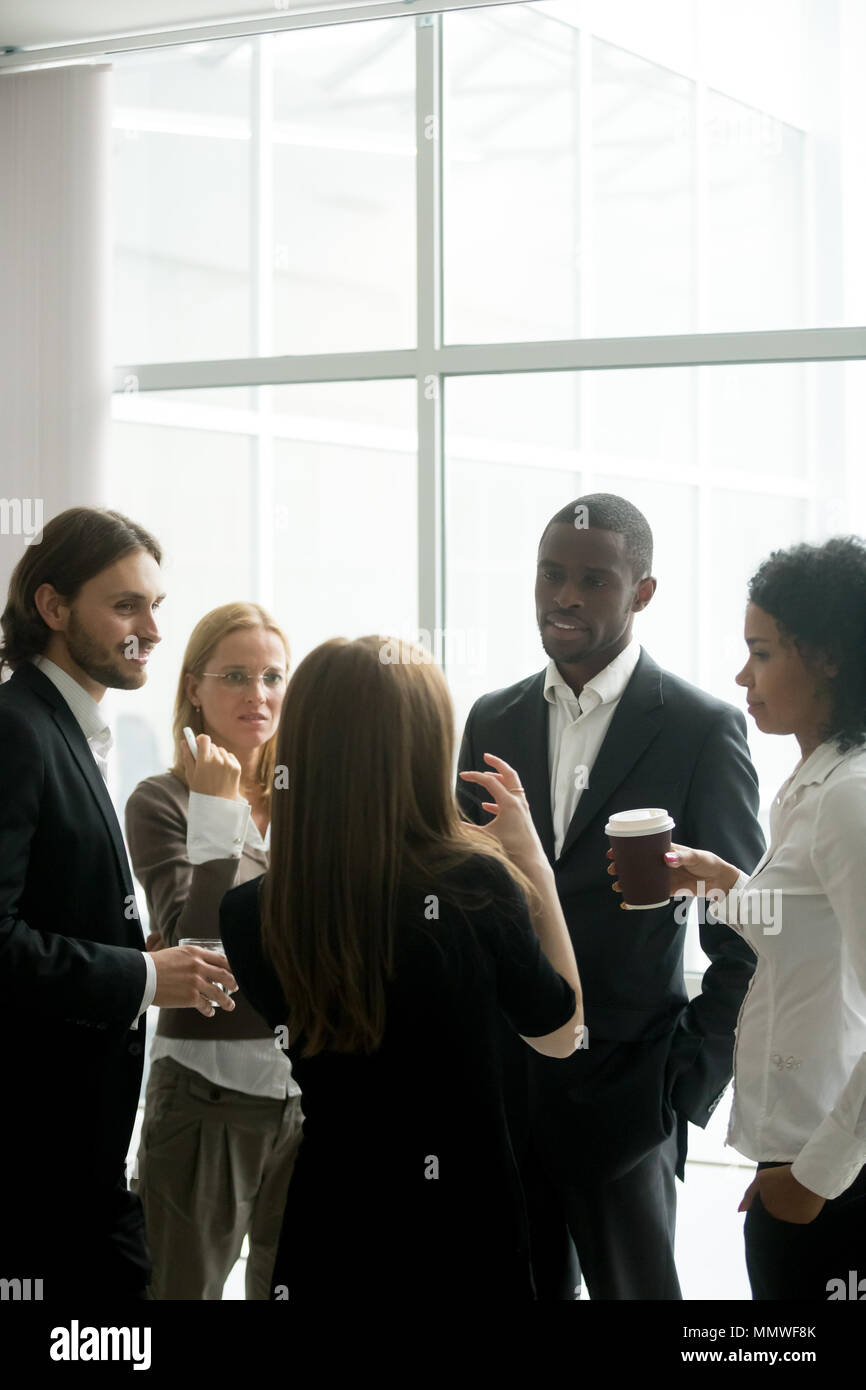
top-left (457, 647), bottom-right (765, 1180)
top-left (0, 662), bottom-right (149, 1280)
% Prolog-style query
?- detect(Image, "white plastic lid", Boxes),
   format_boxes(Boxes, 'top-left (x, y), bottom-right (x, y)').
top-left (605, 808), bottom-right (675, 837)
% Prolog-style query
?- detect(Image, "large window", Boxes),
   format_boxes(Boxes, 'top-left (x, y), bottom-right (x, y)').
top-left (109, 379), bottom-right (417, 805)
top-left (109, 0), bottom-right (866, 1185)
top-left (443, 0), bottom-right (863, 341)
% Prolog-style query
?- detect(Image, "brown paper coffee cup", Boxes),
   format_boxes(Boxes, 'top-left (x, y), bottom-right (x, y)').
top-left (605, 808), bottom-right (675, 909)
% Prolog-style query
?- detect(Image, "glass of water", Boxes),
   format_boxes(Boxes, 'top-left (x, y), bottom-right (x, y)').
top-left (179, 938), bottom-right (230, 1002)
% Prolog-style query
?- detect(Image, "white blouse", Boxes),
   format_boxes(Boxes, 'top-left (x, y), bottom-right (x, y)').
top-left (709, 740), bottom-right (866, 1201)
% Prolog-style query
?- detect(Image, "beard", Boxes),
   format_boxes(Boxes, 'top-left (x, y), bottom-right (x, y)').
top-left (66, 609), bottom-right (144, 690)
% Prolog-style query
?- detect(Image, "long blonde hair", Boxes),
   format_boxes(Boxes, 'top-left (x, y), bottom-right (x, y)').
top-left (170, 602), bottom-right (290, 805)
top-left (261, 635), bottom-right (538, 1057)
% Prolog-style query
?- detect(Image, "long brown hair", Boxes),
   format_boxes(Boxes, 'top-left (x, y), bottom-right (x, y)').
top-left (169, 602), bottom-right (290, 807)
top-left (0, 507), bottom-right (161, 677)
top-left (261, 635), bottom-right (538, 1057)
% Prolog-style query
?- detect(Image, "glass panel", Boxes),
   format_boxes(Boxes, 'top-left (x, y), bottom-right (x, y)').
top-left (107, 379), bottom-right (416, 795)
top-left (591, 40), bottom-right (694, 337)
top-left (571, 0), bottom-right (697, 75)
top-left (703, 365), bottom-right (807, 478)
top-left (271, 20), bottom-right (416, 354)
top-left (444, 6), bottom-right (579, 345)
top-left (703, 90), bottom-right (805, 331)
top-left (112, 40), bottom-right (253, 364)
top-left (106, 419), bottom-right (255, 795)
top-left (444, 0), bottom-right (865, 342)
top-left (590, 369), bottom-right (694, 471)
top-left (269, 380), bottom-right (417, 656)
top-left (112, 19), bottom-right (415, 364)
top-left (113, 36), bottom-right (253, 119)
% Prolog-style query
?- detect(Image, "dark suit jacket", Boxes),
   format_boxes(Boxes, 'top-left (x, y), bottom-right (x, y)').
top-left (456, 647), bottom-right (765, 1182)
top-left (0, 661), bottom-right (150, 1290)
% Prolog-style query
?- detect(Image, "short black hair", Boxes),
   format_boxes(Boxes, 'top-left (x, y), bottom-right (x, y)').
top-left (748, 535), bottom-right (866, 753)
top-left (540, 493), bottom-right (653, 582)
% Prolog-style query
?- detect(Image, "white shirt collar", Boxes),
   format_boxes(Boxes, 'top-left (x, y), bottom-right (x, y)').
top-left (782, 739), bottom-right (858, 797)
top-left (31, 655), bottom-right (113, 755)
top-left (543, 637), bottom-right (641, 712)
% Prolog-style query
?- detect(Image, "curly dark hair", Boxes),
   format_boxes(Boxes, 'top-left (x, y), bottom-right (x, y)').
top-left (748, 536), bottom-right (866, 753)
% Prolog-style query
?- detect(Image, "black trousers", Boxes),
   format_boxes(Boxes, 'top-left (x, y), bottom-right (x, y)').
top-left (522, 1128), bottom-right (681, 1301)
top-left (5, 1173), bottom-right (152, 1302)
top-left (745, 1161), bottom-right (866, 1301)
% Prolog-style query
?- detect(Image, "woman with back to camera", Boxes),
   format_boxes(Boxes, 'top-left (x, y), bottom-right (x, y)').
top-left (125, 602), bottom-right (304, 1300)
top-left (609, 537), bottom-right (866, 1300)
top-left (220, 634), bottom-right (583, 1300)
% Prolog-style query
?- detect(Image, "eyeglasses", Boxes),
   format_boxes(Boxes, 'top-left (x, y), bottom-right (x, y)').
top-left (200, 669), bottom-right (286, 690)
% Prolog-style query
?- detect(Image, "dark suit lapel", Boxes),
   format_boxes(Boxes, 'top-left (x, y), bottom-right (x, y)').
top-left (556, 650), bottom-right (665, 862)
top-left (15, 663), bottom-right (135, 897)
top-left (52, 704), bottom-right (136, 897)
top-left (514, 674), bottom-right (556, 865)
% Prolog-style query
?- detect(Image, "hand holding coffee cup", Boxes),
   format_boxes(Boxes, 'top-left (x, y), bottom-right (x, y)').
top-left (604, 809), bottom-right (675, 909)
top-left (606, 837), bottom-right (743, 907)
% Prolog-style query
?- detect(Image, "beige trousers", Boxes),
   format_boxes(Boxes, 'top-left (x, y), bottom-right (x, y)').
top-left (132, 1055), bottom-right (304, 1300)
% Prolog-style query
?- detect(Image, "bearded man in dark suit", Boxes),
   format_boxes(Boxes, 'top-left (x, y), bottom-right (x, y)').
top-left (0, 507), bottom-right (237, 1299)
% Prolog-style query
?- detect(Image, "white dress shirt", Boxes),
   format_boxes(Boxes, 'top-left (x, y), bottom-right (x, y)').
top-left (545, 638), bottom-right (642, 858)
top-left (32, 656), bottom-right (156, 1026)
top-left (709, 740), bottom-right (866, 1200)
top-left (149, 791), bottom-right (299, 1101)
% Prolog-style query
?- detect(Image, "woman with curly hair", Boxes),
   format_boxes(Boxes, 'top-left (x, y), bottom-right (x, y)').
top-left (609, 535), bottom-right (866, 1300)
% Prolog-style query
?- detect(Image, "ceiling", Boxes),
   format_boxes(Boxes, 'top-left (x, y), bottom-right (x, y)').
top-left (0, 3), bottom-right (303, 50)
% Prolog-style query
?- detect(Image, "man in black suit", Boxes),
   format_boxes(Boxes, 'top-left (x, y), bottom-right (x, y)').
top-left (457, 494), bottom-right (764, 1299)
top-left (0, 506), bottom-right (238, 1299)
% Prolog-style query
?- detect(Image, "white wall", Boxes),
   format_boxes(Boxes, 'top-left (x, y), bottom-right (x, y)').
top-left (0, 63), bottom-right (111, 601)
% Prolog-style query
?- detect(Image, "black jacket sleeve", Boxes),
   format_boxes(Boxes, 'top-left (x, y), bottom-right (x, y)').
top-left (479, 860), bottom-right (576, 1039)
top-left (667, 704), bottom-right (764, 1125)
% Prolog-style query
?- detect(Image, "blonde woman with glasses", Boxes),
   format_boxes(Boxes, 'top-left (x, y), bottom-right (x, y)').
top-left (125, 603), bottom-right (303, 1300)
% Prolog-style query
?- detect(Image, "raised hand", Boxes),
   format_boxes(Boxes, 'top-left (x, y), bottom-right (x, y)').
top-left (459, 753), bottom-right (548, 876)
top-left (180, 733), bottom-right (242, 801)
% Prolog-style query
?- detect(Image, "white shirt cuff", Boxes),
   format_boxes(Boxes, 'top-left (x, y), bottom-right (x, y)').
top-left (187, 790), bottom-right (251, 864)
top-left (791, 1111), bottom-right (866, 1201)
top-left (706, 870), bottom-right (752, 931)
top-left (132, 950), bottom-right (157, 1030)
